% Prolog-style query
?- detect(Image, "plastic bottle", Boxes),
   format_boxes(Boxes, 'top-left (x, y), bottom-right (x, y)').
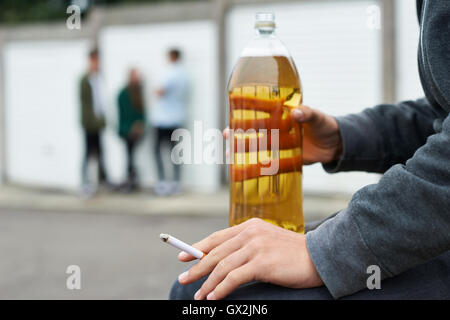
top-left (227, 12), bottom-right (304, 233)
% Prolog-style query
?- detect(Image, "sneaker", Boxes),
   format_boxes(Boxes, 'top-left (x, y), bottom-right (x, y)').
top-left (81, 184), bottom-right (97, 200)
top-left (154, 181), bottom-right (172, 197)
top-left (168, 182), bottom-right (182, 196)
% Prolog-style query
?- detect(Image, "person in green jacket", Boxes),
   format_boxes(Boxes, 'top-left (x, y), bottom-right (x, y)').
top-left (80, 48), bottom-right (109, 197)
top-left (117, 68), bottom-right (146, 191)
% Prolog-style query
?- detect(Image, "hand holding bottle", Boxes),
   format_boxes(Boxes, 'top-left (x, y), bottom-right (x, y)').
top-left (224, 106), bottom-right (343, 166)
top-left (290, 105), bottom-right (343, 165)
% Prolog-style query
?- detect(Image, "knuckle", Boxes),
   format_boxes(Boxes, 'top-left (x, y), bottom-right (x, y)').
top-left (247, 217), bottom-right (262, 225)
top-left (208, 248), bottom-right (220, 261)
top-left (209, 231), bottom-right (221, 242)
top-left (226, 271), bottom-right (239, 286)
top-left (215, 260), bottom-right (227, 273)
top-left (244, 224), bottom-right (261, 238)
top-left (210, 231), bottom-right (219, 239)
top-left (247, 238), bottom-right (262, 253)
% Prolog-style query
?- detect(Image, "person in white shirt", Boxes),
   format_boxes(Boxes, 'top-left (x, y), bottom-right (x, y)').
top-left (152, 49), bottom-right (189, 196)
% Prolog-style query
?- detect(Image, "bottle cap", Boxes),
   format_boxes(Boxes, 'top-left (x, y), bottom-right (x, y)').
top-left (255, 12), bottom-right (275, 29)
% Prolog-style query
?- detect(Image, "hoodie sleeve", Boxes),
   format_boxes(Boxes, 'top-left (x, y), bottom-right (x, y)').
top-left (306, 114), bottom-right (450, 299)
top-left (323, 98), bottom-right (442, 174)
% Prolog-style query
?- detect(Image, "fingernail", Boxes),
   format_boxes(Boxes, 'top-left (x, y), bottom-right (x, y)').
top-left (178, 271), bottom-right (189, 283)
top-left (206, 291), bottom-right (216, 300)
top-left (292, 109), bottom-right (304, 120)
top-left (194, 289), bottom-right (202, 300)
top-left (178, 251), bottom-right (189, 259)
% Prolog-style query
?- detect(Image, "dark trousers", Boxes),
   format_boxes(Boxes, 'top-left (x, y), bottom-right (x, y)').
top-left (124, 137), bottom-right (137, 183)
top-left (82, 131), bottom-right (107, 185)
top-left (154, 127), bottom-right (180, 182)
top-left (169, 218), bottom-right (450, 300)
top-left (170, 251), bottom-right (450, 299)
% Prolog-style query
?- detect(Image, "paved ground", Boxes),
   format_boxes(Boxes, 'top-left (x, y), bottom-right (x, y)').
top-left (0, 185), bottom-right (351, 299)
top-left (0, 208), bottom-right (227, 299)
top-left (0, 184), bottom-right (350, 219)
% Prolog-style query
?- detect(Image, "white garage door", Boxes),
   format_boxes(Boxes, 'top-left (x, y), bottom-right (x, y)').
top-left (226, 0), bottom-right (382, 194)
top-left (4, 40), bottom-right (89, 190)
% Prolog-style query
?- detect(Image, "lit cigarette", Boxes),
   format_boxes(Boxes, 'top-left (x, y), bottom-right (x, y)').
top-left (159, 233), bottom-right (206, 259)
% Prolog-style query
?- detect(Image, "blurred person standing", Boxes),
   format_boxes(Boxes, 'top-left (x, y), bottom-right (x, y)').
top-left (117, 68), bottom-right (146, 192)
top-left (80, 48), bottom-right (110, 198)
top-left (152, 49), bottom-right (189, 196)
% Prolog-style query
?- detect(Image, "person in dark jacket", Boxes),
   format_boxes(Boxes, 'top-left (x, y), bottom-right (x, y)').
top-left (80, 48), bottom-right (109, 197)
top-left (170, 0), bottom-right (450, 300)
top-left (117, 68), bottom-right (145, 191)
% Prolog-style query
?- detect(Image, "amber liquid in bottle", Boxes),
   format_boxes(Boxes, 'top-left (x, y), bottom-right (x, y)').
top-left (228, 55), bottom-right (304, 233)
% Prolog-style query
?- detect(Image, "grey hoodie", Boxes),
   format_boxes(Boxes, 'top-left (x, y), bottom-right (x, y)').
top-left (306, 0), bottom-right (450, 298)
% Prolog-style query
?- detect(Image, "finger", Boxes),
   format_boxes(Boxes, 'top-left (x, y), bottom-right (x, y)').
top-left (177, 225), bottom-right (243, 262)
top-left (176, 226), bottom-right (241, 263)
top-left (189, 219), bottom-right (252, 255)
top-left (290, 105), bottom-right (316, 123)
top-left (177, 218), bottom-right (260, 262)
top-left (179, 231), bottom-right (245, 285)
top-left (194, 247), bottom-right (249, 300)
top-left (178, 251), bottom-right (195, 262)
top-left (206, 263), bottom-right (256, 300)
top-left (223, 127), bottom-right (230, 139)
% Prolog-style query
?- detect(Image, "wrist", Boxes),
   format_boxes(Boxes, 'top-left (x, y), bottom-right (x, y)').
top-left (325, 116), bottom-right (344, 164)
top-left (333, 132), bottom-right (343, 162)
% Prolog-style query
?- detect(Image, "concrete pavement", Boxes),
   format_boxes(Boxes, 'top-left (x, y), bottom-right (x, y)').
top-left (0, 184), bottom-right (351, 220)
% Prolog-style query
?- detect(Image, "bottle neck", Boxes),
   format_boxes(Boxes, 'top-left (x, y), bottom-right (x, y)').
top-left (255, 27), bottom-right (275, 37)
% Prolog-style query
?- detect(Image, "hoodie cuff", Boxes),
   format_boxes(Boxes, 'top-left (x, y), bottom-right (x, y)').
top-left (306, 209), bottom-right (384, 299)
top-left (322, 114), bottom-right (386, 173)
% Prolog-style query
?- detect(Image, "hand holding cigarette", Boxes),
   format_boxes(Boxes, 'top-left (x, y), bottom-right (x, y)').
top-left (173, 218), bottom-right (323, 300)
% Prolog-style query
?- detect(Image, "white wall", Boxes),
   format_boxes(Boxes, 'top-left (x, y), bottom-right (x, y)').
top-left (226, 1), bottom-right (382, 194)
top-left (99, 20), bottom-right (220, 192)
top-left (396, 0), bottom-right (423, 102)
top-left (4, 40), bottom-right (89, 190)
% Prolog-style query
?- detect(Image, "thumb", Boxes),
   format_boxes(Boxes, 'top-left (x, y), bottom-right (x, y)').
top-left (291, 105), bottom-right (316, 123)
